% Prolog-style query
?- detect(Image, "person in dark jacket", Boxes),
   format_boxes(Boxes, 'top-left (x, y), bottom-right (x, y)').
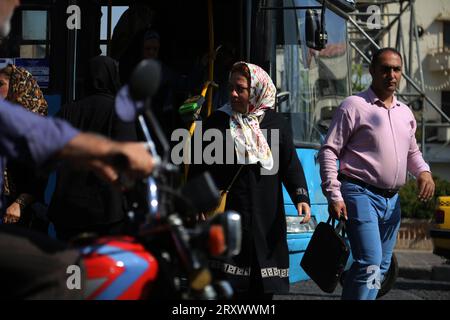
top-left (48, 56), bottom-right (138, 241)
top-left (189, 62), bottom-right (311, 299)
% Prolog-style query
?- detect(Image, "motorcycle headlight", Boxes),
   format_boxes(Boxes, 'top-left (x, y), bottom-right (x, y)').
top-left (208, 210), bottom-right (242, 257)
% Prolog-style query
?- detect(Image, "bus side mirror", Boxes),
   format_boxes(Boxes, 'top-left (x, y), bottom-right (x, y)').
top-left (305, 9), bottom-right (328, 51)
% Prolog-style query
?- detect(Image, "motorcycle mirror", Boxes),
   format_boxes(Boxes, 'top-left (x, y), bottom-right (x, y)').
top-left (114, 86), bottom-right (141, 122)
top-left (114, 59), bottom-right (161, 122)
top-left (129, 59), bottom-right (161, 101)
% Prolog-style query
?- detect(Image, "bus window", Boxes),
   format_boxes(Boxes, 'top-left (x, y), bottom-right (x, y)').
top-left (20, 9), bottom-right (50, 59)
top-left (270, 0), bottom-right (350, 147)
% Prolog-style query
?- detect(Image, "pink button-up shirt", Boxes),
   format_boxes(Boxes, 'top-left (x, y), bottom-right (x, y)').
top-left (318, 87), bottom-right (430, 202)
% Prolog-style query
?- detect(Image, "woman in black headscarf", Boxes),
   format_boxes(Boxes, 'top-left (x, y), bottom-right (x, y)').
top-left (48, 56), bottom-right (138, 241)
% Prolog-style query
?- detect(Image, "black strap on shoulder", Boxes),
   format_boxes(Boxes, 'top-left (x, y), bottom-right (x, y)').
top-left (224, 165), bottom-right (245, 192)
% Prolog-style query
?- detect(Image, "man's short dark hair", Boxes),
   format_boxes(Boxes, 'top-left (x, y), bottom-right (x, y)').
top-left (370, 48), bottom-right (402, 67)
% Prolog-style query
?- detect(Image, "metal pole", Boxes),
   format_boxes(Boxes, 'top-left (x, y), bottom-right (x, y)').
top-left (73, 28), bottom-right (77, 100)
top-left (270, 8), bottom-right (277, 81)
top-left (411, 0), bottom-right (429, 157)
top-left (246, 0), bottom-right (252, 61)
top-left (412, 1), bottom-right (425, 90)
top-left (388, 6), bottom-right (391, 46)
top-left (107, 0), bottom-right (112, 56)
top-left (350, 12), bottom-right (400, 17)
top-left (360, 2), bottom-right (411, 54)
top-left (398, 8), bottom-right (409, 78)
top-left (350, 41), bottom-right (371, 64)
top-left (395, 2), bottom-right (403, 54)
top-left (422, 112), bottom-right (426, 159)
top-left (206, 0), bottom-right (214, 117)
top-left (67, 0), bottom-right (78, 102)
top-left (417, 123), bottom-right (450, 128)
top-left (408, 0), bottom-right (413, 92)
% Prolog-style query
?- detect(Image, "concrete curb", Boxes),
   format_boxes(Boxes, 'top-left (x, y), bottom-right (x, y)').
top-left (394, 250), bottom-right (450, 282)
top-left (432, 265), bottom-right (450, 282)
top-left (399, 265), bottom-right (450, 282)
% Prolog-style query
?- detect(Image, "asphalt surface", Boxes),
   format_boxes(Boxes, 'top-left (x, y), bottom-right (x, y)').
top-left (274, 277), bottom-right (450, 300)
top-left (275, 250), bottom-right (450, 300)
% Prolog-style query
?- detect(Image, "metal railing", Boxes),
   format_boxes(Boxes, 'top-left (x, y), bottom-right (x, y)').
top-left (326, 0), bottom-right (450, 161)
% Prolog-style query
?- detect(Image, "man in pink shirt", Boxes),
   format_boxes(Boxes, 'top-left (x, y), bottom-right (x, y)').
top-left (319, 48), bottom-right (435, 300)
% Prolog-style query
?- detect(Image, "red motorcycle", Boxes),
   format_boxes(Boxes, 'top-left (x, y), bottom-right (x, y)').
top-left (79, 210), bottom-right (241, 300)
top-left (75, 59), bottom-right (241, 300)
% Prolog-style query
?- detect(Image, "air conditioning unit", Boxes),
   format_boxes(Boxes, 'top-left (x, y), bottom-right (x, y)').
top-left (437, 127), bottom-right (450, 142)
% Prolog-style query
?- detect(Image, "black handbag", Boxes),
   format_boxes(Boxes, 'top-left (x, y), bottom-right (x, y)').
top-left (300, 217), bottom-right (350, 293)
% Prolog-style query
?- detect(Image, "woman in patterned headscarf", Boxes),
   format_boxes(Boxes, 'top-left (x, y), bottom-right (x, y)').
top-left (189, 62), bottom-right (311, 299)
top-left (0, 64), bottom-right (48, 227)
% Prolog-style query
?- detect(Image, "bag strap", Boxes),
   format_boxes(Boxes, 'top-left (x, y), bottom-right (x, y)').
top-left (326, 216), bottom-right (346, 237)
top-left (224, 165), bottom-right (245, 192)
top-left (335, 219), bottom-right (346, 237)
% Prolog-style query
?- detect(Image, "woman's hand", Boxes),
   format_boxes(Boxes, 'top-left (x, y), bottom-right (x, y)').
top-left (3, 202), bottom-right (21, 224)
top-left (297, 202), bottom-right (311, 224)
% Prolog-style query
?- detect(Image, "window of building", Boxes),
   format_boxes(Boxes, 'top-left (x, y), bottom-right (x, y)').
top-left (20, 9), bottom-right (50, 59)
top-left (444, 22), bottom-right (450, 49)
top-left (442, 91), bottom-right (450, 121)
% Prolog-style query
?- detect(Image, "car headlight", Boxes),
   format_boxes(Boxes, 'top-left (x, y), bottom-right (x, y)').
top-left (286, 216), bottom-right (317, 233)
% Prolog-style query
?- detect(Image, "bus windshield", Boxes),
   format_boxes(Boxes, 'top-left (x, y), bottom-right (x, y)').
top-left (274, 0), bottom-right (350, 148)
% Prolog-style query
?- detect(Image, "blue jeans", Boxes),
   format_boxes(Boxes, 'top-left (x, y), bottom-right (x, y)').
top-left (341, 180), bottom-right (401, 300)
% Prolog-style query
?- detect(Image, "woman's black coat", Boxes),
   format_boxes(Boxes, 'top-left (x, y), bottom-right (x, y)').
top-left (189, 109), bottom-right (310, 294)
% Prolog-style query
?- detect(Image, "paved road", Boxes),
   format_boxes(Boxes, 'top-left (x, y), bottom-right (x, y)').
top-left (275, 278), bottom-right (450, 300)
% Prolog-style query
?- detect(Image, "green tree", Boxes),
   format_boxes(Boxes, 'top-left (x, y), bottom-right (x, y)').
top-left (351, 63), bottom-right (370, 93)
top-left (400, 176), bottom-right (450, 219)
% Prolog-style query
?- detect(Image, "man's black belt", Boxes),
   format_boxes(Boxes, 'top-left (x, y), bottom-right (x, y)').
top-left (338, 173), bottom-right (399, 198)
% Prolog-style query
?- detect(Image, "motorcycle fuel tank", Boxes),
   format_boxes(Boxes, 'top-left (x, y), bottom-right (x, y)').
top-left (80, 236), bottom-right (158, 300)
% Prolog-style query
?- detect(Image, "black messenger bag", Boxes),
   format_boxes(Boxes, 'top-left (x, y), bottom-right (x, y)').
top-left (300, 217), bottom-right (350, 293)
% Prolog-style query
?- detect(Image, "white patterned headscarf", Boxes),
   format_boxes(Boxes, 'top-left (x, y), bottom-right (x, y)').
top-left (229, 62), bottom-right (276, 170)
